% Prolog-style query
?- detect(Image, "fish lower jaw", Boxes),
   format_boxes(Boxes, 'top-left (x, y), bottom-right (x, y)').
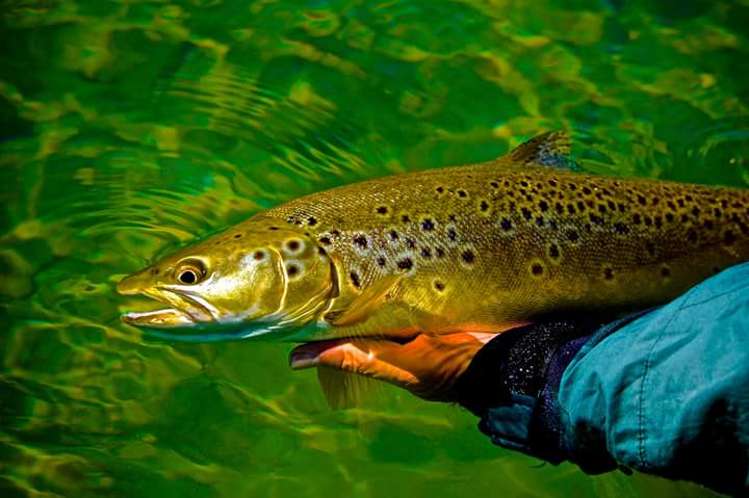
top-left (121, 308), bottom-right (198, 328)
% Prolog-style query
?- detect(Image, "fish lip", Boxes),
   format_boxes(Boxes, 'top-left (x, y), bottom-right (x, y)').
top-left (119, 286), bottom-right (214, 327)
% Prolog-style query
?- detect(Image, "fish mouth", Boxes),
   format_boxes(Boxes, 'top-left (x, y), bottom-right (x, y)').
top-left (118, 286), bottom-right (214, 329)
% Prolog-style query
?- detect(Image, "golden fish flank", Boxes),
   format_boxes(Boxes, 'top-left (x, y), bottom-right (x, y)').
top-left (118, 132), bottom-right (749, 342)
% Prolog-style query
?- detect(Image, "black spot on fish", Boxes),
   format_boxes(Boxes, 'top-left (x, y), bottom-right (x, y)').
top-left (643, 216), bottom-right (653, 227)
top-left (317, 247), bottom-right (327, 256)
top-left (530, 262), bottom-right (544, 276)
top-left (406, 238), bottom-right (417, 249)
top-left (567, 204), bottom-right (576, 215)
top-left (435, 247), bottom-right (445, 258)
top-left (376, 206), bottom-right (388, 215)
top-left (286, 240), bottom-right (301, 252)
top-left (319, 236), bottom-right (331, 245)
top-left (582, 186), bottom-right (592, 195)
top-left (603, 267), bottom-right (614, 281)
top-left (521, 207), bottom-right (532, 221)
top-left (461, 249), bottom-right (475, 264)
top-left (548, 243), bottom-right (560, 260)
top-left (566, 229), bottom-right (579, 242)
top-left (269, 226), bottom-right (279, 231)
top-left (479, 200), bottom-right (490, 212)
top-left (421, 218), bottom-right (435, 231)
top-left (389, 229), bottom-right (399, 241)
top-left (330, 229), bottom-right (341, 237)
top-left (665, 213), bottom-right (675, 223)
top-left (376, 256), bottom-right (386, 267)
top-left (253, 250), bottom-right (266, 261)
top-left (286, 264), bottom-right (300, 277)
top-left (714, 208), bottom-right (723, 218)
top-left (234, 233), bottom-right (243, 239)
top-left (433, 280), bottom-right (445, 292)
top-left (660, 266), bottom-right (671, 278)
top-left (500, 218), bottom-right (513, 231)
top-left (401, 214), bottom-right (411, 223)
top-left (490, 181), bottom-right (499, 189)
top-left (150, 268), bottom-right (160, 275)
top-left (555, 203), bottom-right (564, 215)
top-left (447, 227), bottom-right (458, 241)
top-left (397, 258), bottom-right (413, 271)
top-left (535, 216), bottom-right (545, 227)
top-left (637, 195), bottom-right (647, 206)
top-left (548, 179), bottom-right (558, 188)
top-left (307, 216), bottom-right (317, 226)
top-left (538, 200), bottom-right (549, 212)
top-left (420, 247), bottom-right (432, 259)
top-left (353, 234), bottom-right (368, 249)
top-left (457, 189), bottom-right (468, 198)
top-left (350, 271), bottom-right (361, 288)
top-left (613, 222), bottom-right (629, 235)
top-left (589, 213), bottom-right (603, 225)
top-left (436, 186), bottom-right (445, 194)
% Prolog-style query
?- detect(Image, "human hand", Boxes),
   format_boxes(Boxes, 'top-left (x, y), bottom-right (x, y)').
top-left (289, 332), bottom-right (499, 401)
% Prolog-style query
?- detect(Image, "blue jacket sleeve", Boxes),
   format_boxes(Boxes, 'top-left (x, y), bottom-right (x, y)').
top-left (478, 263), bottom-right (749, 496)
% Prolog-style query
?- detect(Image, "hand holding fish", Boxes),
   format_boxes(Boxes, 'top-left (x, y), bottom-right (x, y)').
top-left (289, 332), bottom-right (498, 401)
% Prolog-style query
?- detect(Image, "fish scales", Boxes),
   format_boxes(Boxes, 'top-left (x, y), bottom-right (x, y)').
top-left (264, 162), bottom-right (749, 336)
top-left (117, 133), bottom-right (749, 341)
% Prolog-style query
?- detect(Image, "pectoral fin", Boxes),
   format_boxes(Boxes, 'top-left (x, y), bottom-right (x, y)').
top-left (317, 367), bottom-right (382, 409)
top-left (324, 275), bottom-right (400, 327)
top-left (506, 131), bottom-right (579, 171)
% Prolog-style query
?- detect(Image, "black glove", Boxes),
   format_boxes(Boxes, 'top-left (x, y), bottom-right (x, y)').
top-left (452, 315), bottom-right (619, 472)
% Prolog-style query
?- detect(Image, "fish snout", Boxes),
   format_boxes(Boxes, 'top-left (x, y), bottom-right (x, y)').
top-left (117, 273), bottom-right (147, 295)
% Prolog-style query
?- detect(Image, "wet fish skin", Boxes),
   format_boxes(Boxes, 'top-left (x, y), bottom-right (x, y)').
top-left (118, 132), bottom-right (749, 341)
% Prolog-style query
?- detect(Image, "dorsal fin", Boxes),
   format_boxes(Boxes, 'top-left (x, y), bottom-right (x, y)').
top-left (507, 131), bottom-right (578, 171)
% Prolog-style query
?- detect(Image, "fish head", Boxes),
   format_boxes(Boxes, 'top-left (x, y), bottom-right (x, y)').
top-left (117, 217), bottom-right (337, 338)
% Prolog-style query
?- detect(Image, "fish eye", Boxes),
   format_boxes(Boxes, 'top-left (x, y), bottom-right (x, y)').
top-left (175, 259), bottom-right (206, 285)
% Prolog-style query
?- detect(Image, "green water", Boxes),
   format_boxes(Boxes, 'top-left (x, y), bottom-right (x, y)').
top-left (1, 0), bottom-right (748, 496)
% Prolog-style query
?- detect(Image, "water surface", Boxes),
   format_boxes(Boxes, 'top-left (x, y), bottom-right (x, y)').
top-left (2, 1), bottom-right (748, 497)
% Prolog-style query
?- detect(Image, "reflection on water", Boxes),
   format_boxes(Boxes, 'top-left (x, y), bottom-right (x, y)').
top-left (1, 0), bottom-right (746, 497)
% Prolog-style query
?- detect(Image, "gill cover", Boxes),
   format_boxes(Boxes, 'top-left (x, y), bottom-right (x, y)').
top-left (117, 216), bottom-right (336, 341)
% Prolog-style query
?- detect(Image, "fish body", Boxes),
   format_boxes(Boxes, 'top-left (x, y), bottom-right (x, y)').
top-left (118, 133), bottom-right (749, 342)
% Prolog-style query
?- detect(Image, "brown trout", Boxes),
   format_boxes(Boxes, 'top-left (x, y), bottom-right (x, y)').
top-left (118, 132), bottom-right (749, 343)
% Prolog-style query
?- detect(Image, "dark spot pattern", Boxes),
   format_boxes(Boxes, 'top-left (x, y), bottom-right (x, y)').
top-left (421, 218), bottom-right (435, 231)
top-left (461, 249), bottom-right (475, 264)
top-left (353, 234), bottom-right (368, 249)
top-left (397, 258), bottom-right (413, 271)
top-left (350, 271), bottom-right (361, 288)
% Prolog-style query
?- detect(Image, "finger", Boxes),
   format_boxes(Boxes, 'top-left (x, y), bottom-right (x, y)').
top-left (290, 340), bottom-right (419, 389)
